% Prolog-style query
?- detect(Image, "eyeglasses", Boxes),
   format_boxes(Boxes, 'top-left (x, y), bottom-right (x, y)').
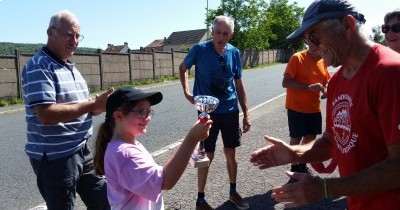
top-left (128, 109), bottom-right (154, 119)
top-left (219, 56), bottom-right (227, 72)
top-left (381, 23), bottom-right (400, 34)
top-left (51, 27), bottom-right (84, 42)
top-left (303, 34), bottom-right (320, 46)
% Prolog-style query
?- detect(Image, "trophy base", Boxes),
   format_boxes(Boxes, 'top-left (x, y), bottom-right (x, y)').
top-left (189, 156), bottom-right (210, 168)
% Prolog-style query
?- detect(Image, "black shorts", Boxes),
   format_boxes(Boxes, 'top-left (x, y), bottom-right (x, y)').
top-left (287, 109), bottom-right (322, 138)
top-left (201, 111), bottom-right (242, 152)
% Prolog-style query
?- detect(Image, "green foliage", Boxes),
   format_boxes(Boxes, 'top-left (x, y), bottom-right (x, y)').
top-left (0, 96), bottom-right (23, 107)
top-left (205, 0), bottom-right (305, 52)
top-left (207, 0), bottom-right (271, 50)
top-left (96, 75), bottom-right (182, 94)
top-left (266, 0), bottom-right (305, 51)
top-left (0, 42), bottom-right (44, 55)
top-left (0, 42), bottom-right (99, 55)
top-left (0, 100), bottom-right (7, 107)
top-left (369, 25), bottom-right (385, 45)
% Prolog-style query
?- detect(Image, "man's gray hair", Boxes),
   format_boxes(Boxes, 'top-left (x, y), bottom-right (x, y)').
top-left (324, 16), bottom-right (365, 33)
top-left (213, 15), bottom-right (234, 33)
top-left (48, 10), bottom-right (79, 29)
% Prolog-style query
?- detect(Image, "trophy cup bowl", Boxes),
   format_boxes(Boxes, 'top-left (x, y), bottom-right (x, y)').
top-left (189, 95), bottom-right (219, 168)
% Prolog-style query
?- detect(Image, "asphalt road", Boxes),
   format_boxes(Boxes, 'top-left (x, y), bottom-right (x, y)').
top-left (0, 64), bottom-right (288, 209)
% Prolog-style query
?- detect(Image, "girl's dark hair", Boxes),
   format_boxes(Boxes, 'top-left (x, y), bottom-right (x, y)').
top-left (384, 9), bottom-right (400, 24)
top-left (93, 101), bottom-right (138, 175)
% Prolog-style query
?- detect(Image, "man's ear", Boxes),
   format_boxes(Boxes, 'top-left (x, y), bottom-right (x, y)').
top-left (342, 15), bottom-right (356, 32)
top-left (229, 32), bottom-right (234, 40)
top-left (47, 28), bottom-right (52, 36)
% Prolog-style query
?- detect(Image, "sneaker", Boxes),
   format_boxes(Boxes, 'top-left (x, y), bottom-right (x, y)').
top-left (196, 201), bottom-right (214, 210)
top-left (297, 163), bottom-right (313, 174)
top-left (287, 164), bottom-right (300, 183)
top-left (287, 164), bottom-right (312, 184)
top-left (229, 192), bottom-right (249, 210)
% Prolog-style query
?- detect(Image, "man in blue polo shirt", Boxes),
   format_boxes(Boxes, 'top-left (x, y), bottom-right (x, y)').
top-left (22, 10), bottom-right (113, 210)
top-left (179, 15), bottom-right (251, 210)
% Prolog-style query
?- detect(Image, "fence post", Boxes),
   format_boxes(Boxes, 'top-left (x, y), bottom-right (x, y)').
top-left (261, 50), bottom-right (264, 65)
top-left (15, 49), bottom-right (22, 99)
top-left (99, 49), bottom-right (104, 90)
top-left (152, 49), bottom-right (156, 79)
top-left (128, 49), bottom-right (132, 83)
top-left (273, 50), bottom-right (275, 63)
top-left (171, 48), bottom-right (175, 76)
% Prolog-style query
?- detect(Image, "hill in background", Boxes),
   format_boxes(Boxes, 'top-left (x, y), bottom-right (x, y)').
top-left (0, 42), bottom-right (100, 55)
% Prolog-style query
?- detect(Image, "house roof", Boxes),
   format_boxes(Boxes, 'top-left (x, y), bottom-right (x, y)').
top-left (165, 29), bottom-right (209, 45)
top-left (145, 39), bottom-right (164, 48)
top-left (104, 42), bottom-right (129, 53)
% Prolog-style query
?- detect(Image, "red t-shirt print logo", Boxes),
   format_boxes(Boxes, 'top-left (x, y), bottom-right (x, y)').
top-left (331, 95), bottom-right (358, 154)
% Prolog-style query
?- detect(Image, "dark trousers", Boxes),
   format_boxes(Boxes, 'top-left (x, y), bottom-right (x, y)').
top-left (29, 144), bottom-right (110, 210)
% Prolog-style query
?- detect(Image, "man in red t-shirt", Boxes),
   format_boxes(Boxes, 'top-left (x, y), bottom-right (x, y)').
top-left (250, 1), bottom-right (400, 210)
top-left (283, 41), bottom-right (330, 181)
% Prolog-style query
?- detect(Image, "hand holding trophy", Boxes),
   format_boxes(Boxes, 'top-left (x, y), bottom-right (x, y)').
top-left (189, 95), bottom-right (219, 168)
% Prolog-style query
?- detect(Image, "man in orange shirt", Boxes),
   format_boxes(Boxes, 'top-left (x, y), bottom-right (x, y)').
top-left (282, 39), bottom-right (330, 182)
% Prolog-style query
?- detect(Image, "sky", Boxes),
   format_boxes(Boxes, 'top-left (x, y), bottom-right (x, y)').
top-left (0, 0), bottom-right (398, 50)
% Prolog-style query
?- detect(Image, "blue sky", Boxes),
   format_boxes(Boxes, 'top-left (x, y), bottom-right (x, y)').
top-left (0, 0), bottom-right (397, 50)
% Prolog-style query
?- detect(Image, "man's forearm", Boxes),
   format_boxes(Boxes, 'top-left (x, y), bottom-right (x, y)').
top-left (328, 151), bottom-right (400, 198)
top-left (235, 80), bottom-right (249, 116)
top-left (294, 132), bottom-right (334, 163)
top-left (179, 63), bottom-right (189, 92)
top-left (35, 100), bottom-right (95, 125)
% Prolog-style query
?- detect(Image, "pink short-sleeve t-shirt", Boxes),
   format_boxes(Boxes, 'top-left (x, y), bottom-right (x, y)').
top-left (105, 140), bottom-right (164, 210)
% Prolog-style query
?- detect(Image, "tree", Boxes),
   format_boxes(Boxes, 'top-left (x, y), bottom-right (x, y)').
top-left (0, 42), bottom-right (99, 55)
top-left (369, 25), bottom-right (385, 45)
top-left (264, 0), bottom-right (305, 51)
top-left (206, 0), bottom-right (272, 50)
top-left (205, 0), bottom-right (305, 52)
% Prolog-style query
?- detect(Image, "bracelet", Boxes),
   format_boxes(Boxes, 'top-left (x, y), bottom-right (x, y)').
top-left (322, 178), bottom-right (329, 199)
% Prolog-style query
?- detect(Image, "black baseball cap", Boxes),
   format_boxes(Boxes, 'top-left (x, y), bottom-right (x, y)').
top-left (105, 87), bottom-right (163, 120)
top-left (286, 0), bottom-right (366, 43)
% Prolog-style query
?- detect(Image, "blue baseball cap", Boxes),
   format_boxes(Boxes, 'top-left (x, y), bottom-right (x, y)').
top-left (286, 0), bottom-right (365, 43)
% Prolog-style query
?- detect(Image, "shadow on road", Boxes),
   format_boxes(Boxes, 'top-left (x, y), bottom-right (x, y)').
top-left (214, 190), bottom-right (347, 210)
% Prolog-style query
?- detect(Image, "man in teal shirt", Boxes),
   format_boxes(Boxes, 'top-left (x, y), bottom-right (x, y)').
top-left (179, 15), bottom-right (251, 210)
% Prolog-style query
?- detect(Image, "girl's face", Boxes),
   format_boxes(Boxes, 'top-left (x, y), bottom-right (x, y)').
top-left (120, 99), bottom-right (153, 138)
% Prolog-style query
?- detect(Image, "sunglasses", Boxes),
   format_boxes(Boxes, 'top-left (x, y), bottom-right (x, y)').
top-left (303, 34), bottom-right (320, 46)
top-left (381, 23), bottom-right (400, 34)
top-left (219, 56), bottom-right (227, 72)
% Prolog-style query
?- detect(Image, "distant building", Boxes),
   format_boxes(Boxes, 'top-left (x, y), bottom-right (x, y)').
top-left (144, 38), bottom-right (165, 52)
top-left (104, 42), bottom-right (129, 53)
top-left (163, 29), bottom-right (209, 52)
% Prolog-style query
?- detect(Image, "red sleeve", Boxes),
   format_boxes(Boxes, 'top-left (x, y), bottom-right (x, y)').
top-left (375, 67), bottom-right (400, 145)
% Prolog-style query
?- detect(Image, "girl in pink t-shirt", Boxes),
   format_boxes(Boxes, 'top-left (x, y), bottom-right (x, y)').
top-left (93, 87), bottom-right (212, 210)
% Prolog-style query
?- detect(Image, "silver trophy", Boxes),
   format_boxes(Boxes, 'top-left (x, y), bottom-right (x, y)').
top-left (189, 95), bottom-right (219, 168)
